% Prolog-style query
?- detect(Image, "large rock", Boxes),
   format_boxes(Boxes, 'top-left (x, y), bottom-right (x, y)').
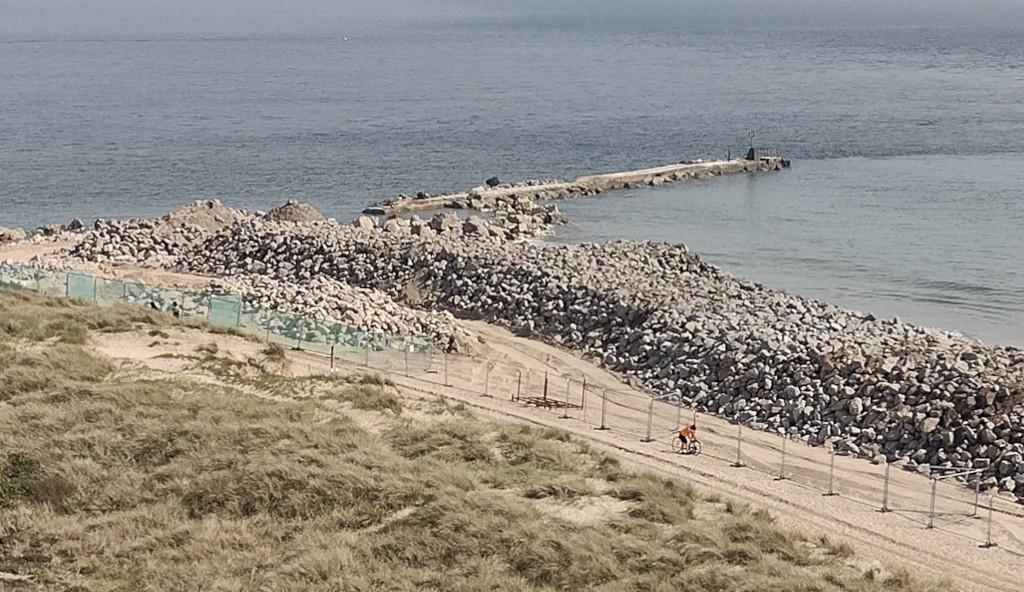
top-left (353, 216), bottom-right (377, 230)
top-left (462, 215), bottom-right (489, 235)
top-left (0, 226), bottom-right (27, 242)
top-left (919, 417), bottom-right (940, 435)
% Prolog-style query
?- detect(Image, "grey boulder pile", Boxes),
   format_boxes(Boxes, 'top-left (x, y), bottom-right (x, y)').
top-left (64, 201), bottom-right (1024, 497)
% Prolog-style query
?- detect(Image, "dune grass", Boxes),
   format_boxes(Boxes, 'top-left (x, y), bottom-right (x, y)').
top-left (0, 288), bottom-right (945, 591)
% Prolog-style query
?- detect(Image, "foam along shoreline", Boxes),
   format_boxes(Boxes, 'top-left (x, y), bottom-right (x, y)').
top-left (362, 155), bottom-right (789, 216)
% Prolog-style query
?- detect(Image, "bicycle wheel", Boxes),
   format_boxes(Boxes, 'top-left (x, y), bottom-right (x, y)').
top-left (688, 440), bottom-right (702, 456)
top-left (671, 436), bottom-right (684, 453)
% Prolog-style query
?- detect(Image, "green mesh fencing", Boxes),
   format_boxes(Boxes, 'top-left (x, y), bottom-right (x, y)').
top-left (269, 310), bottom-right (312, 347)
top-left (0, 266), bottom-right (70, 295)
top-left (0, 264), bottom-right (23, 291)
top-left (237, 305), bottom-right (433, 372)
top-left (239, 306), bottom-right (269, 338)
top-left (121, 282), bottom-right (145, 304)
top-left (1, 262), bottom-right (434, 374)
top-left (36, 269), bottom-right (67, 296)
top-left (209, 294), bottom-right (242, 326)
top-left (67, 271), bottom-right (95, 301)
top-left (127, 284), bottom-right (196, 317)
top-left (183, 292), bottom-right (209, 318)
top-left (94, 277), bottom-right (126, 306)
top-left (124, 282), bottom-right (156, 307)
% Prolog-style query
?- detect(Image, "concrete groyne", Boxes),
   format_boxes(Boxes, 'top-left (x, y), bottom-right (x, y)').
top-left (363, 155), bottom-right (789, 216)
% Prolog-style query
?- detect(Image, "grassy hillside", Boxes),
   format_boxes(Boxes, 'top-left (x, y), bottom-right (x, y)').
top-left (0, 288), bottom-right (942, 591)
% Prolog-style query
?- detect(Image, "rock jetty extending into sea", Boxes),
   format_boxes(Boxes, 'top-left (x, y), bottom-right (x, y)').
top-left (363, 155), bottom-right (789, 216)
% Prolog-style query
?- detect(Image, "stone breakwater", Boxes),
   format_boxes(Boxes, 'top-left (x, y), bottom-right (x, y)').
top-left (60, 202), bottom-right (1024, 498)
top-left (365, 156), bottom-right (788, 216)
top-left (355, 198), bottom-right (567, 241)
top-left (364, 178), bottom-right (595, 216)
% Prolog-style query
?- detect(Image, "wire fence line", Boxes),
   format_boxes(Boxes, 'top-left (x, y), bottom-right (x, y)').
top-left (0, 263), bottom-right (433, 374)
top-left (5, 261), bottom-right (1023, 556)
top-left (374, 349), bottom-right (1024, 557)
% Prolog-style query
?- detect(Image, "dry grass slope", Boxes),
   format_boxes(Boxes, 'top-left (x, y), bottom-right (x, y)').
top-left (0, 288), bottom-right (946, 591)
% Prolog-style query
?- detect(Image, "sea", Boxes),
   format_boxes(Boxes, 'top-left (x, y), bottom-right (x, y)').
top-left (1, 0), bottom-right (1022, 347)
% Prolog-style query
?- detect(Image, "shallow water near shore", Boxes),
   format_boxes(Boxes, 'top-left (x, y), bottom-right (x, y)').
top-left (2, 0), bottom-right (1022, 348)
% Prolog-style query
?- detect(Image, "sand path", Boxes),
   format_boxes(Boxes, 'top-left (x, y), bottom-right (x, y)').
top-left (288, 320), bottom-right (1024, 592)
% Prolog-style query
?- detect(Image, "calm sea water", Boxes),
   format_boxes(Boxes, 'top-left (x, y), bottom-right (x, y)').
top-left (1, 0), bottom-right (1022, 346)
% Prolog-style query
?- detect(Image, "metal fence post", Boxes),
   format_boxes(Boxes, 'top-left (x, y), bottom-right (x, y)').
top-left (404, 347), bottom-right (409, 377)
top-left (595, 388), bottom-right (609, 430)
top-left (330, 345), bottom-right (335, 373)
top-left (523, 369), bottom-right (530, 402)
top-left (514, 370), bottom-right (521, 402)
top-left (981, 495), bottom-right (997, 548)
top-left (973, 473), bottom-right (981, 517)
top-left (825, 448), bottom-right (837, 496)
top-left (364, 339), bottom-right (370, 368)
top-left (880, 463), bottom-right (891, 513)
top-left (560, 377), bottom-right (571, 419)
top-left (642, 398), bottom-right (655, 442)
top-left (581, 379), bottom-right (587, 423)
top-left (732, 424), bottom-right (746, 468)
top-left (775, 435), bottom-right (788, 481)
top-left (927, 477), bottom-right (938, 529)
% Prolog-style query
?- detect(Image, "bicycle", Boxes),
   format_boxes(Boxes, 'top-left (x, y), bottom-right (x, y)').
top-left (671, 435), bottom-right (702, 455)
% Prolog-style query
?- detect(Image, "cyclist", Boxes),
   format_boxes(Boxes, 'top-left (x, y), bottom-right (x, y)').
top-left (679, 424), bottom-right (697, 451)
